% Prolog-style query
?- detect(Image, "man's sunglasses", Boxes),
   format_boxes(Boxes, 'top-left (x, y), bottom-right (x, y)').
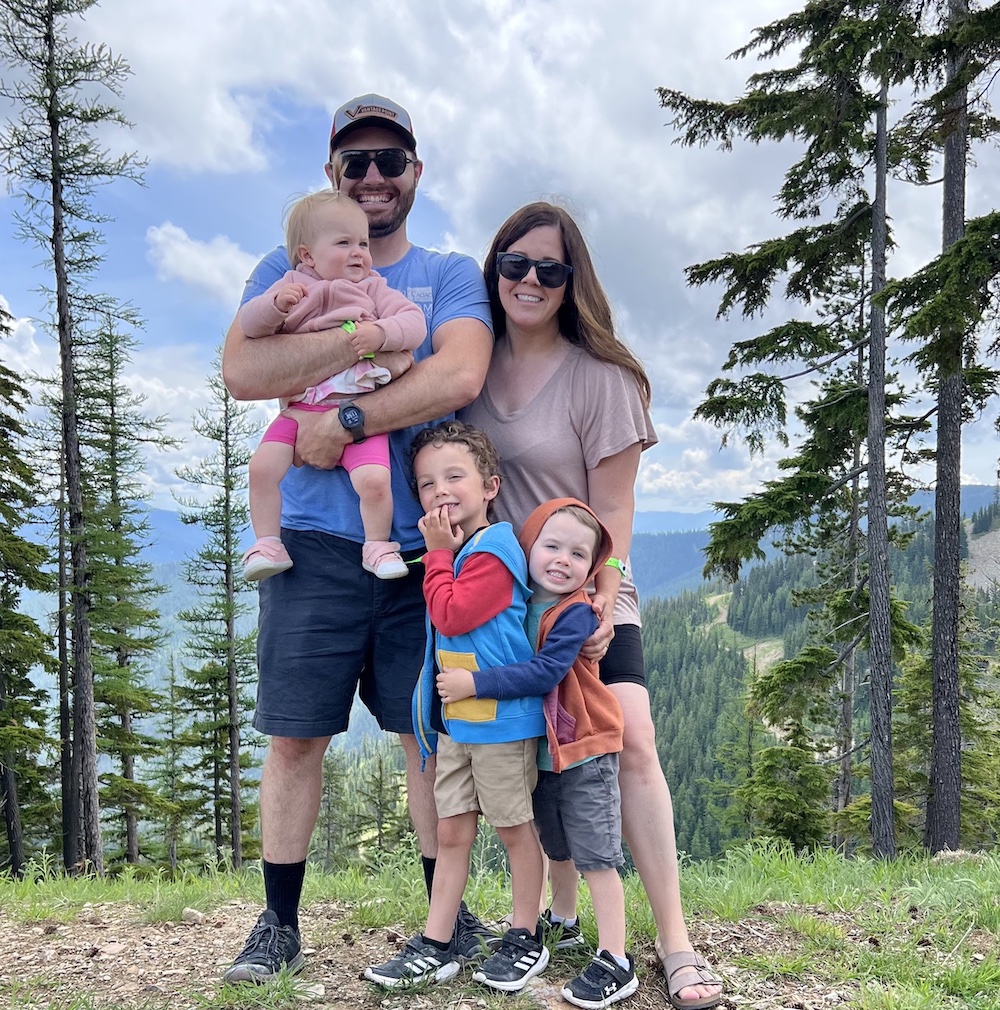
top-left (338, 149), bottom-right (417, 179)
top-left (495, 252), bottom-right (573, 289)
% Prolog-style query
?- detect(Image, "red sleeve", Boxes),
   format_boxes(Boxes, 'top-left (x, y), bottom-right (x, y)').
top-left (422, 550), bottom-right (515, 637)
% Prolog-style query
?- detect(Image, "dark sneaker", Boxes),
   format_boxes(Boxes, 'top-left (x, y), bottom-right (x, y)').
top-left (364, 935), bottom-right (461, 988)
top-left (453, 900), bottom-right (501, 963)
top-left (561, 950), bottom-right (638, 1008)
top-left (222, 910), bottom-right (305, 984)
top-left (472, 927), bottom-right (549, 992)
top-left (540, 907), bottom-right (587, 950)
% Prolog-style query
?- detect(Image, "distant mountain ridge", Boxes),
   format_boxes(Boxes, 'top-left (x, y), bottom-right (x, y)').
top-left (127, 484), bottom-right (997, 568)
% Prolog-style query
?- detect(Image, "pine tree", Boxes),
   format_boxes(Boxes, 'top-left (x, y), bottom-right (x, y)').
top-left (73, 309), bottom-right (175, 864)
top-left (146, 656), bottom-right (204, 872)
top-left (657, 0), bottom-right (1000, 855)
top-left (659, 2), bottom-right (923, 854)
top-left (0, 0), bottom-right (144, 874)
top-left (349, 738), bottom-right (410, 860)
top-left (175, 360), bottom-right (261, 866)
top-left (0, 306), bottom-right (59, 874)
top-left (314, 749), bottom-right (358, 872)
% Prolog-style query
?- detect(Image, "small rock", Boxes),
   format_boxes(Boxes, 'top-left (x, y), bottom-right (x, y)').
top-left (181, 907), bottom-right (205, 924)
top-left (296, 981), bottom-right (326, 1001)
top-left (102, 942), bottom-right (126, 956)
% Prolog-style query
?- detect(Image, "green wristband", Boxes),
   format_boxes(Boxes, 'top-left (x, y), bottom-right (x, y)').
top-left (605, 557), bottom-right (626, 576)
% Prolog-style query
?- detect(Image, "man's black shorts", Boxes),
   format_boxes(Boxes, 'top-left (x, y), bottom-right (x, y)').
top-left (253, 528), bottom-right (426, 738)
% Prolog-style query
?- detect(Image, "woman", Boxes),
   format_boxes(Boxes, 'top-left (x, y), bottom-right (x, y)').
top-left (461, 202), bottom-right (723, 1009)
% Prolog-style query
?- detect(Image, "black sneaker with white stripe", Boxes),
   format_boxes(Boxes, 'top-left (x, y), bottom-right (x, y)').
top-left (364, 935), bottom-right (461, 988)
top-left (472, 927), bottom-right (549, 992)
top-left (540, 907), bottom-right (587, 950)
top-left (561, 950), bottom-right (638, 1008)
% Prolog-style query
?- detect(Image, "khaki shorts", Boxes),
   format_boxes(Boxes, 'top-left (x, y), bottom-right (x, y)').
top-left (434, 735), bottom-right (539, 827)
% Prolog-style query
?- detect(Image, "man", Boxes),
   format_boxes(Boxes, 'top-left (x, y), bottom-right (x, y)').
top-left (221, 94), bottom-right (494, 983)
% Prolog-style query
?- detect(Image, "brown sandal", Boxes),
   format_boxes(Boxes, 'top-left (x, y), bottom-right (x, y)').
top-left (659, 948), bottom-right (723, 1009)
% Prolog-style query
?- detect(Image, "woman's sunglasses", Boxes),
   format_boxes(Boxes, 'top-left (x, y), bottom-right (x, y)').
top-left (338, 149), bottom-right (417, 180)
top-left (495, 252), bottom-right (573, 289)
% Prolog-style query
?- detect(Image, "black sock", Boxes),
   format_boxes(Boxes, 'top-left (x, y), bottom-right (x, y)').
top-left (421, 932), bottom-right (451, 951)
top-left (263, 859), bottom-right (306, 932)
top-left (421, 855), bottom-right (436, 901)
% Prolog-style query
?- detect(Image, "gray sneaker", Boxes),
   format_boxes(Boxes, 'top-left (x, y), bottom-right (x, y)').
top-left (223, 910), bottom-right (305, 984)
top-left (452, 901), bottom-right (501, 963)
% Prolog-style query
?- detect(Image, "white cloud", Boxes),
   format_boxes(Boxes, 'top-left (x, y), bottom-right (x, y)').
top-left (0, 0), bottom-right (994, 512)
top-left (145, 223), bottom-right (258, 304)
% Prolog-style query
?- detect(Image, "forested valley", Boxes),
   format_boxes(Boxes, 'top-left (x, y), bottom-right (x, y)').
top-left (7, 492), bottom-right (1000, 871)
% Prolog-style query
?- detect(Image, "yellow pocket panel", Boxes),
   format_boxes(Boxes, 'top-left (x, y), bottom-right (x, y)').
top-left (438, 650), bottom-right (497, 722)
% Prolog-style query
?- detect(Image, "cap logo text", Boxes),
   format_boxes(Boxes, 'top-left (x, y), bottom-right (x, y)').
top-left (345, 104), bottom-right (398, 121)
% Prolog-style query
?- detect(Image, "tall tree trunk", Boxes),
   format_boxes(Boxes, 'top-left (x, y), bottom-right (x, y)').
top-left (46, 12), bottom-right (101, 876)
top-left (121, 711), bottom-right (139, 863)
top-left (0, 673), bottom-right (26, 877)
top-left (832, 384), bottom-right (863, 851)
top-left (214, 734), bottom-right (224, 859)
top-left (927, 0), bottom-right (968, 852)
top-left (867, 77), bottom-right (896, 859)
top-left (57, 471), bottom-right (80, 871)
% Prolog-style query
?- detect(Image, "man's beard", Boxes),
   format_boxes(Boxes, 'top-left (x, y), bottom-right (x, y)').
top-left (365, 185), bottom-right (417, 239)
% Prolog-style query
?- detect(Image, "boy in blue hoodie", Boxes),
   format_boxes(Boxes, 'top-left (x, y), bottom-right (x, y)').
top-left (365, 421), bottom-right (549, 991)
top-left (443, 498), bottom-right (637, 1008)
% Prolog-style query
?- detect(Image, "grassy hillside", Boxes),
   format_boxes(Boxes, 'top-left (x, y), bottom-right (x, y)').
top-left (3, 843), bottom-right (1000, 1009)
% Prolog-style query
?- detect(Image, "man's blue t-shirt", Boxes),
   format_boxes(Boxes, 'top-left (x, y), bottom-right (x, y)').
top-left (240, 245), bottom-right (492, 551)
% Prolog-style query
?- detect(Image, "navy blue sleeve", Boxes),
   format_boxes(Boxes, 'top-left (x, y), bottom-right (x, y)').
top-left (472, 603), bottom-right (598, 700)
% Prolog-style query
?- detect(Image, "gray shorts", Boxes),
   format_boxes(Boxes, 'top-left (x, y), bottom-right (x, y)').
top-left (532, 752), bottom-right (622, 872)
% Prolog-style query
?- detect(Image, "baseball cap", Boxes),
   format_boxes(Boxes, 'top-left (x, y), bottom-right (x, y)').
top-left (330, 94), bottom-right (416, 152)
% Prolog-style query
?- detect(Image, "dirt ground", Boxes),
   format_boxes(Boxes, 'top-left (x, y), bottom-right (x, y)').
top-left (1, 896), bottom-right (886, 1010)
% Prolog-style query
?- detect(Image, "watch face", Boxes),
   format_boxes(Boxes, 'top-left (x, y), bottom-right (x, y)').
top-left (341, 405), bottom-right (363, 428)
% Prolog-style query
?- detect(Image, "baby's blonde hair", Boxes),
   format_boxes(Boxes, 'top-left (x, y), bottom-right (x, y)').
top-left (284, 190), bottom-right (367, 268)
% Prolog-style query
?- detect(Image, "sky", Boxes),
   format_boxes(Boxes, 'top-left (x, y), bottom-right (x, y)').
top-left (2, 0), bottom-right (998, 515)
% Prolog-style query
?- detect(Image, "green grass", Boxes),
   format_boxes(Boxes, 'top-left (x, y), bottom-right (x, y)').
top-left (4, 841), bottom-right (1000, 1008)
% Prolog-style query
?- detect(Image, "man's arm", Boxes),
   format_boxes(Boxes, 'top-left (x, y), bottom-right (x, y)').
top-left (221, 313), bottom-right (363, 401)
top-left (292, 316), bottom-right (492, 469)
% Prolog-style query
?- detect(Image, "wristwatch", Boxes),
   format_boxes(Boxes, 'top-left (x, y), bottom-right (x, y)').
top-left (338, 402), bottom-right (366, 443)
